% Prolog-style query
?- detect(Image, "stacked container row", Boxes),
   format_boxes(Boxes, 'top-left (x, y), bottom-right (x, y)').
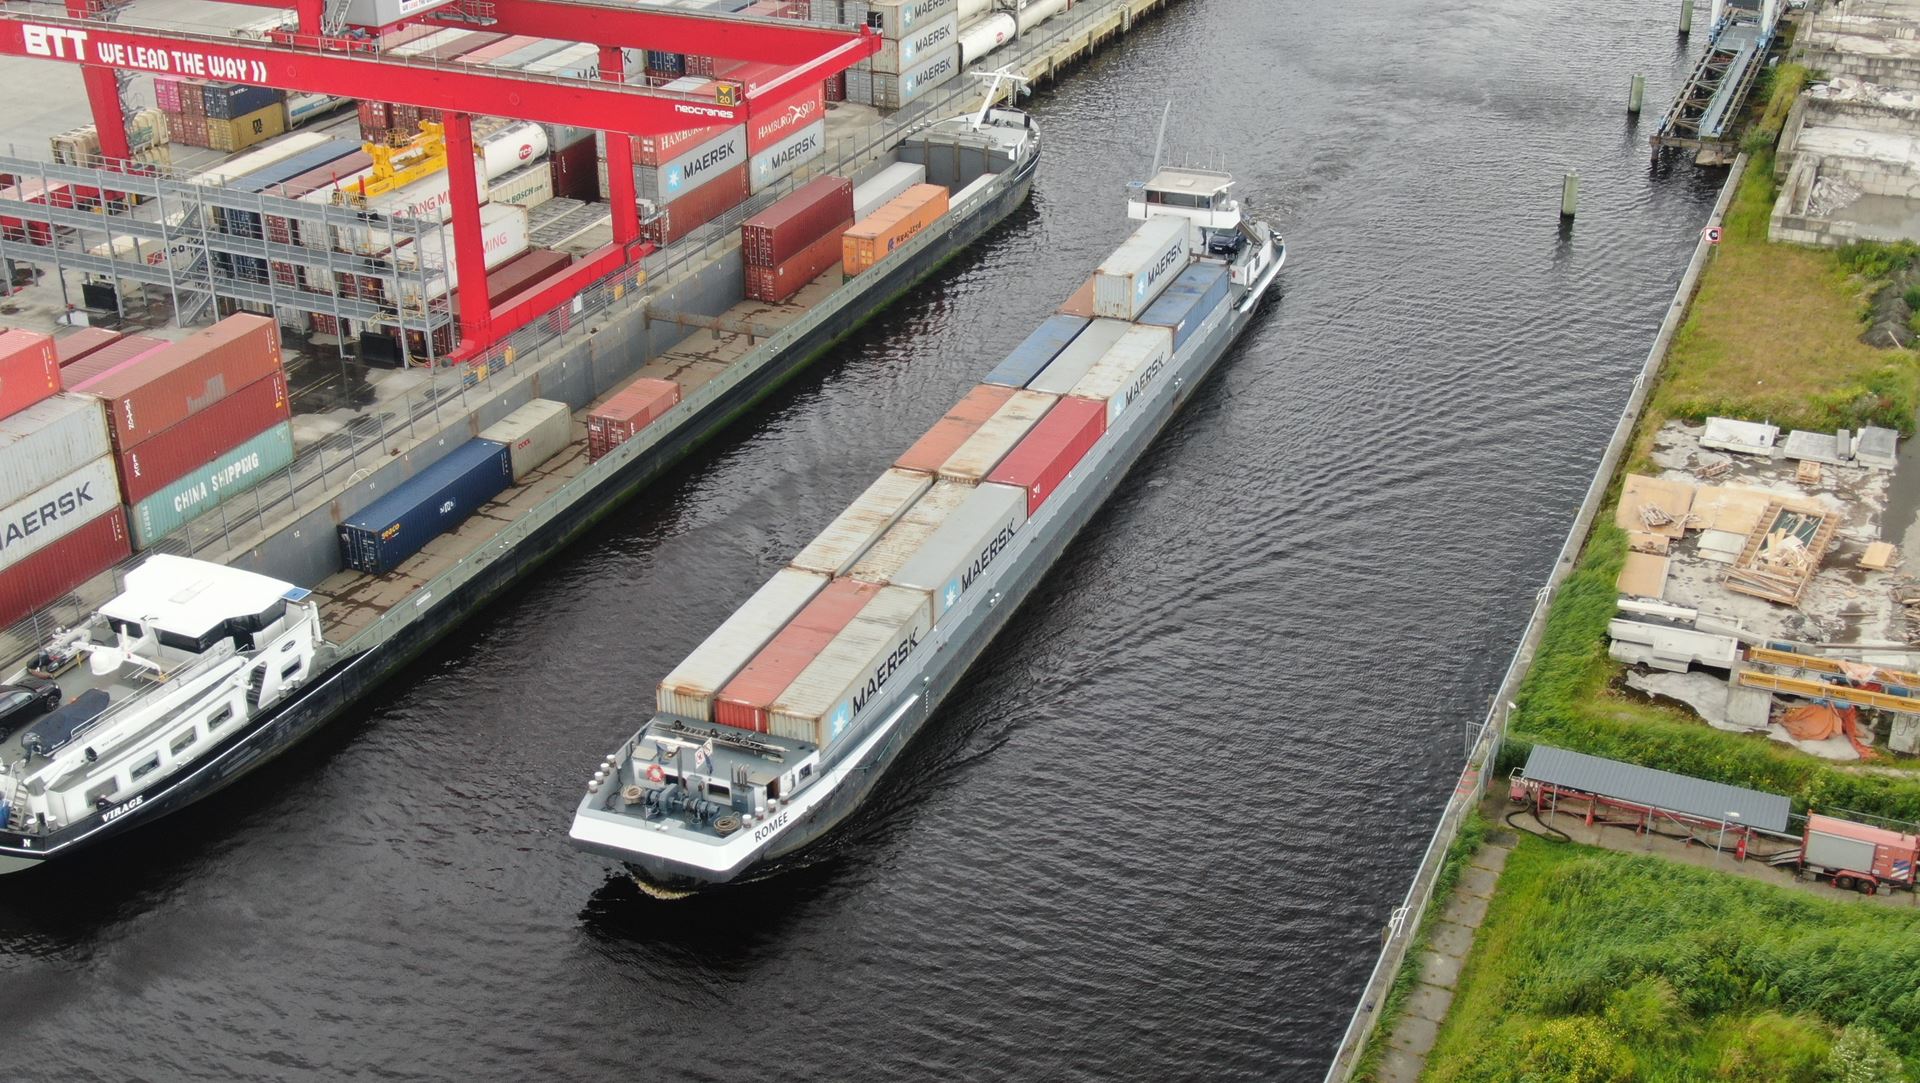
top-left (740, 175), bottom-right (854, 303)
top-left (843, 184), bottom-right (950, 275)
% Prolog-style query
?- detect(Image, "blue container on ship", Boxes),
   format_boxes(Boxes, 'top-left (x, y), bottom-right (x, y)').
top-left (1139, 264), bottom-right (1231, 353)
top-left (982, 314), bottom-right (1091, 388)
top-left (338, 439), bottom-right (513, 574)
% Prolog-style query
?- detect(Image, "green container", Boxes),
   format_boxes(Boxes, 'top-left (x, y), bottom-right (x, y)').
top-left (130, 420), bottom-right (294, 549)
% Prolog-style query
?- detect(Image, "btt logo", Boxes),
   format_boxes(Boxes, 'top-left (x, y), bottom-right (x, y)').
top-left (23, 25), bottom-right (89, 60)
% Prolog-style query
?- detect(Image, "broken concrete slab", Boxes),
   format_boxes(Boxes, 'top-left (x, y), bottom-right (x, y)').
top-left (1702, 416), bottom-right (1780, 456)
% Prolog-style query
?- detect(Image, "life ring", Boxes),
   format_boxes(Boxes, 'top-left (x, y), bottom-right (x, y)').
top-left (646, 763), bottom-right (665, 784)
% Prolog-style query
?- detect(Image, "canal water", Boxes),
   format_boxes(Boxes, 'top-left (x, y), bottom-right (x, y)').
top-left (0, 1), bottom-right (1724, 1078)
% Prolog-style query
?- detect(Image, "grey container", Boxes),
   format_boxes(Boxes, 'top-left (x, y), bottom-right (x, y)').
top-left (890, 481), bottom-right (1027, 622)
top-left (0, 393), bottom-right (111, 510)
top-left (479, 398), bottom-right (571, 481)
top-left (1093, 216), bottom-right (1191, 321)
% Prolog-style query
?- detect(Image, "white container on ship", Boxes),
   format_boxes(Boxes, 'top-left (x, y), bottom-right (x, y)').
top-left (0, 394), bottom-right (111, 510)
top-left (959, 12), bottom-right (1016, 64)
top-left (749, 120), bottom-right (826, 195)
top-left (869, 12), bottom-right (959, 74)
top-left (0, 456), bottom-right (118, 574)
top-left (639, 125), bottom-right (748, 203)
top-left (1094, 216), bottom-right (1191, 321)
top-left (478, 398), bottom-right (571, 481)
top-left (656, 568), bottom-right (830, 720)
top-left (1026, 318), bottom-right (1131, 395)
top-left (956, 0), bottom-right (990, 21)
top-left (1069, 323), bottom-right (1175, 426)
top-left (890, 481), bottom-right (1027, 621)
top-left (489, 162), bottom-right (555, 208)
top-left (851, 0), bottom-right (958, 39)
top-left (937, 389), bottom-right (1056, 485)
top-left (186, 131), bottom-right (332, 187)
top-left (854, 162), bottom-right (927, 220)
top-left (790, 467), bottom-right (933, 577)
top-left (849, 481), bottom-right (970, 585)
top-left (768, 584), bottom-right (933, 748)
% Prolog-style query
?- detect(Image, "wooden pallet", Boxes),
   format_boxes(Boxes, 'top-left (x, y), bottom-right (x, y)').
top-left (1725, 501), bottom-right (1836, 606)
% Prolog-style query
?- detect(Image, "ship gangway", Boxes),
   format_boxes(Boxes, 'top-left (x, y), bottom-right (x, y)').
top-left (1651, 0), bottom-right (1783, 158)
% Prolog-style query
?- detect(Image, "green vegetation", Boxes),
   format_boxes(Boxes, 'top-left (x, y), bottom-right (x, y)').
top-left (1423, 838), bottom-right (1920, 1083)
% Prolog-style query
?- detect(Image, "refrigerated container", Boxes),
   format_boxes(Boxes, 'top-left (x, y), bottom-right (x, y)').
top-left (1069, 323), bottom-right (1175, 426)
top-left (0, 329), bottom-right (59, 418)
top-left (588, 378), bottom-right (682, 460)
top-left (489, 162), bottom-right (555, 208)
top-left (890, 481), bottom-right (1027, 621)
top-left (987, 395), bottom-right (1106, 515)
top-left (337, 438), bottom-right (512, 574)
top-left (1138, 263), bottom-right (1232, 353)
top-left (936, 389), bottom-right (1056, 485)
top-left (791, 467), bottom-right (933, 577)
top-left (982, 315), bottom-right (1091, 389)
top-left (478, 398), bottom-right (570, 481)
top-left (0, 456), bottom-right (118, 574)
top-left (128, 421), bottom-right (295, 549)
top-left (849, 480), bottom-right (969, 586)
top-left (742, 175), bottom-right (855, 267)
top-left (657, 567), bottom-right (830, 721)
top-left (0, 394), bottom-right (110, 510)
top-left (1094, 215), bottom-right (1191, 321)
top-left (0, 505), bottom-right (128, 627)
top-left (715, 577), bottom-right (878, 733)
top-left (52, 328), bottom-right (120, 367)
top-left (749, 119), bottom-right (826, 194)
top-left (1026, 318), bottom-right (1130, 395)
top-left (768, 584), bottom-right (933, 747)
top-left (842, 183), bottom-right (949, 274)
top-left (83, 315), bottom-right (284, 449)
top-left (853, 161), bottom-right (926, 220)
top-left (895, 384), bottom-right (1013, 473)
top-left (117, 372), bottom-right (290, 505)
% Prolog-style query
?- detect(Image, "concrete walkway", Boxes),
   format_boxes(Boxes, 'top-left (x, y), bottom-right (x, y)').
top-left (1372, 834), bottom-right (1516, 1083)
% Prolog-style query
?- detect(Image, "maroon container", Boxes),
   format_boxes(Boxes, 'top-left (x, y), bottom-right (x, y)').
top-left (643, 164), bottom-right (750, 248)
top-left (83, 315), bottom-right (284, 449)
top-left (53, 327), bottom-right (122, 367)
top-left (0, 329), bottom-right (59, 418)
top-left (987, 395), bottom-right (1107, 515)
top-left (0, 505), bottom-right (128, 626)
top-left (117, 371), bottom-right (291, 504)
top-left (740, 175), bottom-right (853, 268)
top-left (745, 222), bottom-right (849, 304)
top-left (482, 248), bottom-right (571, 307)
top-left (549, 134), bottom-right (599, 201)
top-left (588, 379), bottom-right (681, 460)
top-left (62, 334), bottom-right (169, 387)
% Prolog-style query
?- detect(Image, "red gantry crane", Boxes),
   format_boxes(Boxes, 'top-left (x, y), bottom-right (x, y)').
top-left (0, 0), bottom-right (878, 357)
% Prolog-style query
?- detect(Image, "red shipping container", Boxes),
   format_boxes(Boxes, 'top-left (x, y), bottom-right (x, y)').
top-left (357, 100), bottom-right (390, 131)
top-left (117, 371), bottom-right (291, 504)
top-left (155, 76), bottom-right (182, 113)
top-left (718, 69), bottom-right (824, 154)
top-left (61, 335), bottom-right (169, 387)
top-left (0, 505), bottom-right (128, 627)
top-left (587, 378), bottom-right (681, 460)
top-left (1058, 276), bottom-right (1097, 318)
top-left (746, 224), bottom-right (848, 304)
top-left (84, 315), bottom-right (284, 449)
top-left (715, 578), bottom-right (877, 732)
top-left (895, 384), bottom-right (1014, 473)
top-left (987, 395), bottom-right (1107, 515)
top-left (0, 178), bottom-right (73, 245)
top-left (179, 81), bottom-right (205, 117)
top-left (53, 327), bottom-right (121, 367)
top-left (825, 73), bottom-right (846, 103)
top-left (0, 329), bottom-right (60, 418)
top-left (643, 164), bottom-right (750, 248)
top-left (634, 120), bottom-right (731, 168)
top-left (741, 174), bottom-right (854, 267)
top-left (482, 248), bottom-right (571, 307)
top-left (549, 135), bottom-right (598, 201)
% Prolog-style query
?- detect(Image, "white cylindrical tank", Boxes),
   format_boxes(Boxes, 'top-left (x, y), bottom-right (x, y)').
top-left (957, 0), bottom-right (991, 21)
top-left (960, 12), bottom-right (1017, 64)
top-left (478, 122), bottom-right (550, 180)
top-left (1017, 0), bottom-right (1070, 34)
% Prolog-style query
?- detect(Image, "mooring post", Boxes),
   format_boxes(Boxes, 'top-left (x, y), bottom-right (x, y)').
top-left (1680, 0), bottom-right (1694, 34)
top-left (1629, 74), bottom-right (1646, 114)
top-left (1560, 172), bottom-right (1579, 219)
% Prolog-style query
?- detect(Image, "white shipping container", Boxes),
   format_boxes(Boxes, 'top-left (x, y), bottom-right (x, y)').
top-left (1027, 318), bottom-right (1131, 395)
top-left (639, 124), bottom-right (747, 203)
top-left (769, 584), bottom-right (933, 747)
top-left (857, 0), bottom-right (958, 39)
top-left (286, 93), bottom-right (349, 129)
top-left (478, 122), bottom-right (550, 178)
top-left (938, 389), bottom-right (1056, 485)
top-left (849, 480), bottom-right (970, 585)
top-left (386, 27), bottom-right (464, 56)
top-left (854, 162), bottom-right (928, 220)
top-left (951, 171), bottom-right (995, 207)
top-left (490, 162), bottom-right (555, 209)
top-left (185, 131), bottom-right (332, 187)
top-left (382, 203), bottom-right (529, 308)
top-left (0, 456), bottom-right (119, 574)
top-left (750, 119), bottom-right (826, 194)
top-left (891, 481), bottom-right (1026, 621)
top-left (657, 568), bottom-right (830, 720)
top-left (956, 0), bottom-right (989, 21)
top-left (478, 398), bottom-right (571, 481)
top-left (1094, 216), bottom-right (1191, 321)
top-left (959, 11), bottom-right (1017, 64)
top-left (1070, 323), bottom-right (1176, 426)
top-left (848, 45), bottom-right (960, 110)
top-left (0, 394), bottom-right (112, 511)
top-left (870, 13), bottom-right (959, 74)
top-left (791, 468), bottom-right (934, 577)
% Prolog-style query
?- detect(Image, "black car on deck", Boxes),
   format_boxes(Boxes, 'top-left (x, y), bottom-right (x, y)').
top-left (0, 679), bottom-right (61, 740)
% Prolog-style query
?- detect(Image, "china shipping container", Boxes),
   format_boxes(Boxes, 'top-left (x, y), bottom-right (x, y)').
top-left (936, 388), bottom-right (1057, 485)
top-left (0, 456), bottom-right (118, 573)
top-left (1093, 215), bottom-right (1191, 321)
top-left (1068, 323), bottom-right (1175, 426)
top-left (84, 315), bottom-right (283, 449)
top-left (117, 372), bottom-right (290, 504)
top-left (768, 584), bottom-right (934, 748)
top-left (52, 327), bottom-right (121, 367)
top-left (1026, 318), bottom-right (1131, 395)
top-left (792, 467), bottom-right (935, 578)
top-left (987, 395), bottom-right (1106, 515)
top-left (895, 384), bottom-right (1013, 473)
top-left (842, 184), bottom-right (949, 275)
top-left (0, 329), bottom-right (59, 418)
top-left (128, 421), bottom-right (296, 549)
top-left (982, 315), bottom-right (1091, 389)
top-left (643, 164), bottom-right (751, 247)
top-left (61, 335), bottom-right (170, 389)
top-left (588, 378), bottom-right (682, 460)
top-left (337, 438), bottom-right (513, 574)
top-left (715, 577), bottom-right (877, 733)
top-left (1138, 263), bottom-right (1232, 353)
top-left (890, 481), bottom-right (1028, 621)
top-left (0, 506), bottom-right (129, 627)
top-left (747, 228), bottom-right (849, 304)
top-left (849, 481), bottom-right (970, 586)
top-left (0, 394), bottom-right (111, 510)
top-left (657, 567), bottom-right (830, 721)
top-left (741, 175), bottom-right (854, 267)
top-left (477, 398), bottom-right (570, 481)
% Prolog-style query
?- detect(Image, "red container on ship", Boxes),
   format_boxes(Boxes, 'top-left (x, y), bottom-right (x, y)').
top-left (588, 378), bottom-right (681, 460)
top-left (61, 334), bottom-right (169, 387)
top-left (53, 327), bottom-right (121, 367)
top-left (0, 329), bottom-right (60, 418)
top-left (714, 578), bottom-right (876, 732)
top-left (0, 506), bottom-right (129, 626)
top-left (643, 164), bottom-right (750, 247)
top-left (740, 175), bottom-right (854, 267)
top-left (746, 226), bottom-right (849, 304)
top-left (117, 371), bottom-right (291, 504)
top-left (83, 315), bottom-right (283, 448)
top-left (987, 395), bottom-right (1107, 514)
top-left (895, 384), bottom-right (1014, 474)
top-left (482, 248), bottom-right (571, 307)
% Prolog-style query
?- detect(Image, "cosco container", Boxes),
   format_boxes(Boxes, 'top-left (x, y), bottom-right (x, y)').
top-left (937, 389), bottom-right (1057, 485)
top-left (478, 398), bottom-right (571, 481)
top-left (891, 481), bottom-right (1027, 621)
top-left (895, 384), bottom-right (1012, 473)
top-left (853, 161), bottom-right (926, 220)
top-left (716, 578), bottom-right (878, 733)
top-left (118, 372), bottom-right (290, 505)
top-left (987, 395), bottom-right (1106, 515)
top-left (1069, 324), bottom-right (1175, 427)
top-left (52, 327), bottom-right (120, 367)
top-left (1026, 318), bottom-right (1131, 395)
top-left (746, 228), bottom-right (849, 304)
top-left (84, 315), bottom-right (284, 449)
top-left (0, 505), bottom-right (128, 627)
top-left (768, 585), bottom-right (933, 748)
top-left (0, 456), bottom-right (118, 574)
top-left (791, 467), bottom-right (933, 577)
top-left (749, 119), bottom-right (826, 195)
top-left (337, 438), bottom-right (512, 574)
top-left (644, 164), bottom-right (750, 247)
top-left (742, 175), bottom-right (854, 266)
top-left (1094, 216), bottom-right (1191, 321)
top-left (1138, 263), bottom-right (1232, 353)
top-left (658, 567), bottom-right (830, 721)
top-left (129, 421), bottom-right (295, 549)
top-left (0, 329), bottom-right (59, 418)
top-left (843, 183), bottom-right (949, 274)
top-left (983, 315), bottom-right (1090, 388)
top-left (0, 393), bottom-right (110, 509)
top-left (850, 480), bottom-right (969, 586)
top-left (868, 12), bottom-right (959, 73)
top-left (588, 378), bottom-right (681, 460)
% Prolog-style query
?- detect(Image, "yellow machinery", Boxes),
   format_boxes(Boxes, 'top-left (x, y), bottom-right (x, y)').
top-left (332, 121), bottom-right (452, 207)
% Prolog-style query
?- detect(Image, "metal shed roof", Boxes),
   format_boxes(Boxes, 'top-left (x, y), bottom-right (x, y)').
top-left (1521, 745), bottom-right (1790, 833)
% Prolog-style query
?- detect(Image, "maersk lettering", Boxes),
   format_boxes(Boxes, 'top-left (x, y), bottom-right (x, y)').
top-left (1149, 241), bottom-right (1184, 281)
top-left (766, 132), bottom-right (819, 171)
top-left (909, 23), bottom-right (954, 54)
top-left (906, 55), bottom-right (955, 93)
top-left (1124, 356), bottom-right (1167, 409)
top-left (849, 631), bottom-right (921, 718)
top-left (683, 143), bottom-right (735, 180)
top-left (959, 524), bottom-right (1019, 592)
top-left (0, 481), bottom-right (95, 552)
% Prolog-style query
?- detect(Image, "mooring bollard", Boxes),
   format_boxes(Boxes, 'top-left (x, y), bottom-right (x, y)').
top-left (1629, 74), bottom-right (1646, 114)
top-left (1680, 0), bottom-right (1694, 34)
top-left (1561, 173), bottom-right (1579, 219)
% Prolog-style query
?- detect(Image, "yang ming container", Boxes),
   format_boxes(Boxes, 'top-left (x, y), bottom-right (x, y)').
top-left (1138, 263), bottom-right (1232, 353)
top-left (936, 389), bottom-right (1056, 485)
top-left (1026, 318), bottom-right (1130, 395)
top-left (129, 420), bottom-right (295, 549)
top-left (0, 393), bottom-right (111, 510)
top-left (768, 585), bottom-right (934, 748)
top-left (849, 481), bottom-right (969, 586)
top-left (983, 315), bottom-right (1090, 388)
top-left (337, 438), bottom-right (512, 574)
top-left (657, 567), bottom-right (830, 721)
top-left (791, 467), bottom-right (933, 577)
top-left (1093, 216), bottom-right (1190, 321)
top-left (988, 395), bottom-right (1106, 515)
top-left (117, 371), bottom-right (290, 505)
top-left (891, 481), bottom-right (1027, 621)
top-left (1070, 324), bottom-right (1175, 427)
top-left (716, 578), bottom-right (878, 733)
top-left (895, 384), bottom-right (1011, 473)
top-left (0, 329), bottom-right (59, 418)
top-left (0, 456), bottom-right (118, 574)
top-left (478, 398), bottom-right (571, 481)
top-left (84, 315), bottom-right (283, 448)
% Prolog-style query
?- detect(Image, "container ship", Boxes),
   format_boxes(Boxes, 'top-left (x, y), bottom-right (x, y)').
top-left (569, 161), bottom-right (1284, 892)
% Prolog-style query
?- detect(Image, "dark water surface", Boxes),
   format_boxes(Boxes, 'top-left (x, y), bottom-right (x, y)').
top-left (0, 2), bottom-right (1724, 1078)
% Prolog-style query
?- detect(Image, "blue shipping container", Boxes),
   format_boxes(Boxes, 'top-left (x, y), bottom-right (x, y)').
top-left (338, 439), bottom-right (513, 574)
top-left (204, 83), bottom-right (286, 121)
top-left (1138, 263), bottom-right (1231, 354)
top-left (982, 315), bottom-right (1091, 389)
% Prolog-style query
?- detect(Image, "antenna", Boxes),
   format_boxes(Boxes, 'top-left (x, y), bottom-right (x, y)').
top-left (1150, 102), bottom-right (1172, 177)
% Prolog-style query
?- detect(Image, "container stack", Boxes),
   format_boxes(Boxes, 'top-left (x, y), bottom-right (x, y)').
top-left (740, 176), bottom-right (854, 303)
top-left (844, 0), bottom-right (962, 111)
top-left (50, 109), bottom-right (171, 171)
top-left (842, 183), bottom-right (949, 275)
top-left (156, 79), bottom-right (288, 152)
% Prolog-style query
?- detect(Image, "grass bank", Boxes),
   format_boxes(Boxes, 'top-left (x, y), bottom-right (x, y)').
top-left (1423, 837), bottom-right (1919, 1083)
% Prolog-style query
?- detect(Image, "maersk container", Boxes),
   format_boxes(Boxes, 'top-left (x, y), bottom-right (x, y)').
top-left (0, 504), bottom-right (128, 627)
top-left (846, 45), bottom-right (959, 110)
top-left (337, 438), bottom-right (512, 574)
top-left (853, 0), bottom-right (958, 41)
top-left (853, 161), bottom-right (926, 220)
top-left (0, 329), bottom-right (59, 419)
top-left (1026, 318), bottom-right (1131, 395)
top-left (791, 467), bottom-right (933, 577)
top-left (638, 125), bottom-right (747, 203)
top-left (895, 384), bottom-right (1012, 473)
top-left (716, 578), bottom-right (878, 733)
top-left (657, 567), bottom-right (829, 721)
top-left (891, 481), bottom-right (1027, 621)
top-left (938, 389), bottom-right (1056, 485)
top-left (749, 119), bottom-right (826, 195)
top-left (118, 371), bottom-right (290, 505)
top-left (1093, 216), bottom-right (1191, 321)
top-left (988, 395), bottom-right (1106, 515)
top-left (983, 315), bottom-right (1090, 388)
top-left (850, 480), bottom-right (969, 585)
top-left (478, 397), bottom-right (570, 481)
top-left (744, 80), bottom-right (825, 154)
top-left (130, 421), bottom-right (295, 549)
top-left (0, 393), bottom-right (110, 510)
top-left (869, 12), bottom-right (959, 73)
top-left (1071, 324), bottom-right (1176, 428)
top-left (1138, 263), bottom-right (1231, 353)
top-left (768, 585), bottom-right (934, 748)
top-left (0, 456), bottom-right (118, 574)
